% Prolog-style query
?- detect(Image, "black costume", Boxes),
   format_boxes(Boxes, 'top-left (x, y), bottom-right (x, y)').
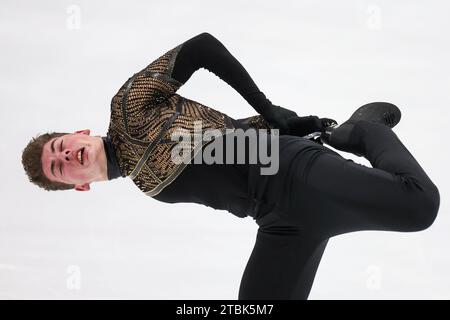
top-left (104, 33), bottom-right (440, 299)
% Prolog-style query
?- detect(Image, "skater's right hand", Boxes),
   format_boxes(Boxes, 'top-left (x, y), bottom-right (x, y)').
top-left (286, 116), bottom-right (337, 137)
top-left (262, 104), bottom-right (299, 134)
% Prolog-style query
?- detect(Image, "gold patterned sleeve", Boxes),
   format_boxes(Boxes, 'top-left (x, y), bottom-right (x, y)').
top-left (123, 44), bottom-right (185, 108)
top-left (236, 115), bottom-right (275, 130)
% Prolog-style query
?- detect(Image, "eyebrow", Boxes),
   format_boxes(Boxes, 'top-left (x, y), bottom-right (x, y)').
top-left (49, 138), bottom-right (56, 177)
top-left (51, 138), bottom-right (56, 153)
top-left (49, 138), bottom-right (63, 178)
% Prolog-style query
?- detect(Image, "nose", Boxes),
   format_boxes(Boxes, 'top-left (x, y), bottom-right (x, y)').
top-left (57, 148), bottom-right (73, 162)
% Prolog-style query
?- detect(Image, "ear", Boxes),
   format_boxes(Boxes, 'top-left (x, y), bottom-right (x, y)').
top-left (74, 129), bottom-right (91, 135)
top-left (74, 183), bottom-right (90, 191)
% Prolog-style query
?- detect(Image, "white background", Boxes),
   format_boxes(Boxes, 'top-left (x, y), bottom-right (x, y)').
top-left (1, 0), bottom-right (449, 299)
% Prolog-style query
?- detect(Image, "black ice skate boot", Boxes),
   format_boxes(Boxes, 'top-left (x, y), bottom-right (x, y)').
top-left (320, 102), bottom-right (401, 156)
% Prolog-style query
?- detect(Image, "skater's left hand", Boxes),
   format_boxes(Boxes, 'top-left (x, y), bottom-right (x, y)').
top-left (286, 116), bottom-right (337, 137)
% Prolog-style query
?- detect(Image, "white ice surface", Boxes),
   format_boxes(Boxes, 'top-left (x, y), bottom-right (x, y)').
top-left (1, 0), bottom-right (449, 299)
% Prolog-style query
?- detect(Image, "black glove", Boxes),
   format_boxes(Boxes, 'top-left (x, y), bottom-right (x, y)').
top-left (261, 104), bottom-right (299, 134)
top-left (286, 116), bottom-right (337, 137)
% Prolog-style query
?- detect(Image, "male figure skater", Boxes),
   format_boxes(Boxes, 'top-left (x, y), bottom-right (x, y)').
top-left (22, 33), bottom-right (440, 299)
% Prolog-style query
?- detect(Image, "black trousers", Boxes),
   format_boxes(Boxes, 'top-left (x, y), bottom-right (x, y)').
top-left (156, 33), bottom-right (440, 299)
top-left (239, 120), bottom-right (440, 299)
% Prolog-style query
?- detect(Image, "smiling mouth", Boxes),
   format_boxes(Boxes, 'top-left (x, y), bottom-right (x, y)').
top-left (77, 147), bottom-right (85, 165)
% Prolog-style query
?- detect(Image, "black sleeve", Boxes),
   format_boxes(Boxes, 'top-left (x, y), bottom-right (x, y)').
top-left (171, 32), bottom-right (297, 122)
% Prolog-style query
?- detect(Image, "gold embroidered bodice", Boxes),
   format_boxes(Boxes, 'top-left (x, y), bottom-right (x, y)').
top-left (107, 44), bottom-right (273, 197)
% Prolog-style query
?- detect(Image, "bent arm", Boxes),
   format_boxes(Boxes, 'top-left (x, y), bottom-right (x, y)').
top-left (129, 32), bottom-right (302, 132)
top-left (139, 32), bottom-right (298, 129)
top-left (171, 33), bottom-right (280, 116)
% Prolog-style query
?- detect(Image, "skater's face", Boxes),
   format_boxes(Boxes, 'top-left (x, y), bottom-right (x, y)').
top-left (41, 129), bottom-right (107, 191)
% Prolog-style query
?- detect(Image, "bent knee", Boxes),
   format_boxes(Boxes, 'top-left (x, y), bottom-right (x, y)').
top-left (405, 183), bottom-right (440, 232)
